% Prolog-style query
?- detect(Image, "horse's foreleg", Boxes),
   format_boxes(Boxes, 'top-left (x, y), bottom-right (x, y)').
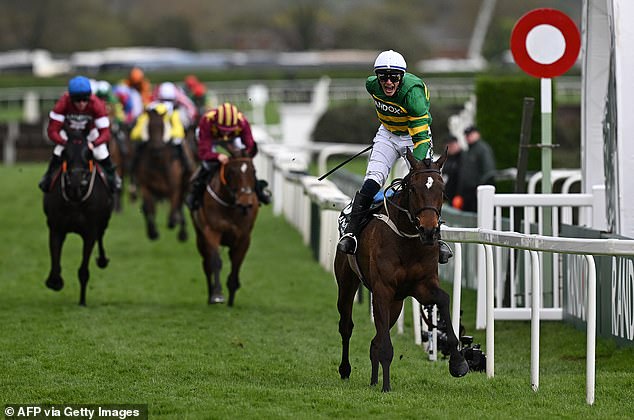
top-left (197, 226), bottom-right (224, 304)
top-left (95, 231), bottom-right (109, 269)
top-left (167, 172), bottom-right (183, 230)
top-left (141, 193), bottom-right (158, 240)
top-left (207, 250), bottom-right (223, 304)
top-left (370, 292), bottom-right (394, 392)
top-left (46, 230), bottom-right (66, 291)
top-left (430, 287), bottom-right (469, 378)
top-left (226, 239), bottom-right (250, 307)
top-left (335, 257), bottom-right (359, 380)
top-left (389, 300), bottom-right (404, 329)
top-left (78, 236), bottom-right (97, 306)
top-left (175, 205), bottom-right (187, 242)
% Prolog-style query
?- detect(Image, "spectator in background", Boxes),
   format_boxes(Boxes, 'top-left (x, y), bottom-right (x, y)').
top-left (455, 125), bottom-right (496, 212)
top-left (442, 135), bottom-right (463, 208)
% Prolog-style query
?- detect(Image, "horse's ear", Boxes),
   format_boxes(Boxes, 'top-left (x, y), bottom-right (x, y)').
top-left (405, 148), bottom-right (419, 168)
top-left (435, 146), bottom-right (448, 169)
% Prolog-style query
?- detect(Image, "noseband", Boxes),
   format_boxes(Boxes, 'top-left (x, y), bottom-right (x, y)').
top-left (381, 168), bottom-right (443, 241)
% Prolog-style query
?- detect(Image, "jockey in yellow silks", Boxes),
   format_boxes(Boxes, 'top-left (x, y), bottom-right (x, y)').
top-left (129, 82), bottom-right (190, 179)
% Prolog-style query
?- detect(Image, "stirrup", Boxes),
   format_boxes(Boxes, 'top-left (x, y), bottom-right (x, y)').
top-left (439, 240), bottom-right (453, 264)
top-left (337, 233), bottom-right (358, 254)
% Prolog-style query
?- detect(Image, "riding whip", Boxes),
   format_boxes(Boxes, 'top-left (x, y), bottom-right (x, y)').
top-left (317, 144), bottom-right (373, 181)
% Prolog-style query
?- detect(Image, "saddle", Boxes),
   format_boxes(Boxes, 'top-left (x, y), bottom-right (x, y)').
top-left (337, 189), bottom-right (395, 237)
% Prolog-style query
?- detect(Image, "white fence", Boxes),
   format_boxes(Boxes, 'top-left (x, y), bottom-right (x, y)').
top-left (475, 184), bottom-right (607, 329)
top-left (257, 143), bottom-right (632, 406)
top-left (437, 226), bottom-right (634, 405)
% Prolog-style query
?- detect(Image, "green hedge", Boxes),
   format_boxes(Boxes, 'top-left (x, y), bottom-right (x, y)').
top-left (474, 74), bottom-right (547, 171)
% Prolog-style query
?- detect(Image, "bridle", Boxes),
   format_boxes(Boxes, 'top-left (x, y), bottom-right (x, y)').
top-left (206, 157), bottom-right (255, 207)
top-left (60, 138), bottom-right (97, 203)
top-left (379, 167), bottom-right (443, 242)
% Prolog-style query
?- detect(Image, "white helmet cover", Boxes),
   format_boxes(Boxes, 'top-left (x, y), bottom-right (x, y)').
top-left (374, 50), bottom-right (407, 73)
top-left (158, 82), bottom-right (177, 101)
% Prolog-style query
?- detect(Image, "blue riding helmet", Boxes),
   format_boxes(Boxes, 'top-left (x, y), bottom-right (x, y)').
top-left (68, 76), bottom-right (92, 97)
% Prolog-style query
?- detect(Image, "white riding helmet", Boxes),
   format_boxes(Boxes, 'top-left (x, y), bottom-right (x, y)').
top-left (373, 50), bottom-right (407, 74)
top-left (158, 82), bottom-right (177, 101)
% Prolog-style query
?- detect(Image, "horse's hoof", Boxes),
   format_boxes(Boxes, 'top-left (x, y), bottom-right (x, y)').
top-left (96, 256), bottom-right (109, 268)
top-left (209, 295), bottom-right (225, 304)
top-left (148, 230), bottom-right (159, 241)
top-left (178, 231), bottom-right (187, 242)
top-left (339, 363), bottom-right (351, 379)
top-left (45, 277), bottom-right (63, 291)
top-left (449, 355), bottom-right (469, 378)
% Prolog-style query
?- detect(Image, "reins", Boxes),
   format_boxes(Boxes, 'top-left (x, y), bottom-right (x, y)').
top-left (376, 167), bottom-right (443, 241)
top-left (60, 159), bottom-right (97, 203)
top-left (207, 158), bottom-right (255, 207)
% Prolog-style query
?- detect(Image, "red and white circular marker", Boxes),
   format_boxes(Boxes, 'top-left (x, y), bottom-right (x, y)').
top-left (510, 8), bottom-right (580, 78)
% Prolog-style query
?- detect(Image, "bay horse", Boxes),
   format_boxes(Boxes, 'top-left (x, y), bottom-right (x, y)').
top-left (190, 152), bottom-right (259, 306)
top-left (334, 148), bottom-right (469, 392)
top-left (43, 129), bottom-right (113, 306)
top-left (134, 108), bottom-right (189, 241)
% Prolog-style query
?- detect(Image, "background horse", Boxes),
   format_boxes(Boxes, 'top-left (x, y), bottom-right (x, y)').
top-left (134, 108), bottom-right (189, 241)
top-left (107, 120), bottom-right (130, 213)
top-left (334, 148), bottom-right (469, 392)
top-left (190, 153), bottom-right (259, 306)
top-left (43, 129), bottom-right (113, 306)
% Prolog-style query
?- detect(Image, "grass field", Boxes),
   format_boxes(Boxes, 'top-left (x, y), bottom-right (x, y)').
top-left (1, 163), bottom-right (633, 419)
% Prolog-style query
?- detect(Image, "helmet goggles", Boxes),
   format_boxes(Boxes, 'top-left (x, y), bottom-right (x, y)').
top-left (376, 71), bottom-right (403, 83)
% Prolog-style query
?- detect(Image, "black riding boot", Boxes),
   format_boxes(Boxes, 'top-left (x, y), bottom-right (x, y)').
top-left (337, 190), bottom-right (374, 254)
top-left (185, 164), bottom-right (214, 210)
top-left (255, 179), bottom-right (272, 205)
top-left (38, 155), bottom-right (63, 192)
top-left (98, 156), bottom-right (122, 193)
top-left (439, 240), bottom-right (453, 264)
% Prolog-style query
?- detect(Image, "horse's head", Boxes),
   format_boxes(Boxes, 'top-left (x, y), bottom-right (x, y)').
top-left (61, 129), bottom-right (94, 201)
top-left (402, 148), bottom-right (447, 244)
top-left (147, 107), bottom-right (168, 148)
top-left (219, 157), bottom-right (258, 212)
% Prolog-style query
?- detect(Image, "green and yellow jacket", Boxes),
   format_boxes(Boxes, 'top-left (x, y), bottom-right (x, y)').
top-left (366, 72), bottom-right (433, 160)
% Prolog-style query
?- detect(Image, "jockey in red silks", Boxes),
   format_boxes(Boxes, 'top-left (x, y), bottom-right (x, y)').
top-left (38, 75), bottom-right (121, 193)
top-left (185, 102), bottom-right (271, 210)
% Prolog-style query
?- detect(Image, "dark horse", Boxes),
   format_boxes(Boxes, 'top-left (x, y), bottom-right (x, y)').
top-left (190, 153), bottom-right (259, 306)
top-left (43, 129), bottom-right (113, 306)
top-left (108, 120), bottom-right (130, 213)
top-left (134, 108), bottom-right (189, 241)
top-left (334, 149), bottom-right (469, 392)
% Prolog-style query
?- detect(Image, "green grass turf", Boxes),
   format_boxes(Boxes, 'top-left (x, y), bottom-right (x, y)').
top-left (1, 163), bottom-right (632, 419)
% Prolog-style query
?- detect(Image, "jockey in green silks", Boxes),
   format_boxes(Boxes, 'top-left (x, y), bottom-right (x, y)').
top-left (337, 49), bottom-right (452, 264)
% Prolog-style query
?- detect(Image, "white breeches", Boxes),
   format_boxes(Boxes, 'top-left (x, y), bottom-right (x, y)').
top-left (53, 128), bottom-right (110, 160)
top-left (365, 125), bottom-right (413, 187)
